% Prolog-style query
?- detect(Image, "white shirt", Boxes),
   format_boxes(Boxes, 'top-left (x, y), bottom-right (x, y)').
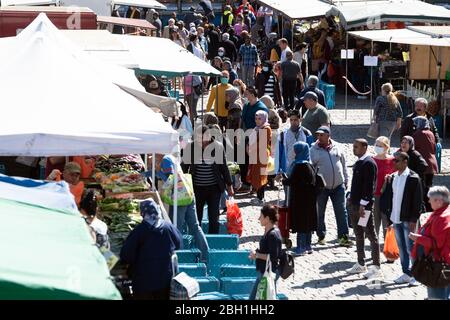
top-left (280, 47), bottom-right (292, 62)
top-left (391, 168), bottom-right (410, 224)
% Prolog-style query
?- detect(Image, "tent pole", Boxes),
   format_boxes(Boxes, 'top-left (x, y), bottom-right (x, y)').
top-left (173, 159), bottom-right (178, 227)
top-left (191, 75), bottom-right (195, 127)
top-left (152, 153), bottom-right (156, 192)
top-left (370, 40), bottom-right (374, 121)
top-left (345, 33), bottom-right (348, 120)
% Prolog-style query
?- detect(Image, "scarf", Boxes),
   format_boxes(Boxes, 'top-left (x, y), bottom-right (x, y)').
top-left (140, 199), bottom-right (163, 229)
top-left (284, 126), bottom-right (307, 171)
top-left (255, 110), bottom-right (269, 129)
top-left (413, 116), bottom-right (430, 130)
top-left (287, 141), bottom-right (310, 176)
top-left (402, 135), bottom-right (415, 151)
top-left (157, 155), bottom-right (176, 182)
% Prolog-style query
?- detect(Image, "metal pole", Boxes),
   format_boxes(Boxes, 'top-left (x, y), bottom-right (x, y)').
top-left (152, 153), bottom-right (156, 191)
top-left (345, 33), bottom-right (349, 120)
top-left (370, 40), bottom-right (374, 120)
top-left (173, 157), bottom-right (178, 227)
top-left (291, 19), bottom-right (294, 49)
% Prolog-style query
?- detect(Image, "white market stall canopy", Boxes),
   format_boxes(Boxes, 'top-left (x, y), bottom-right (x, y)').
top-left (0, 0), bottom-right (57, 5)
top-left (257, 0), bottom-right (333, 20)
top-left (0, 14), bottom-right (178, 156)
top-left (113, 0), bottom-right (166, 10)
top-left (348, 26), bottom-right (450, 47)
top-left (327, 0), bottom-right (450, 30)
top-left (60, 29), bottom-right (221, 77)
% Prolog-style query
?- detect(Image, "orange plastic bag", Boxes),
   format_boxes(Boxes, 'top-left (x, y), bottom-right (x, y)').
top-left (383, 227), bottom-right (400, 261)
top-left (226, 198), bottom-right (243, 237)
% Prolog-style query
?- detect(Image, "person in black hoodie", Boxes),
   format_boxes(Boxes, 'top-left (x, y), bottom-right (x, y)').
top-left (400, 135), bottom-right (429, 181)
top-left (380, 151), bottom-right (423, 285)
top-left (207, 24), bottom-right (220, 60)
top-left (346, 139), bottom-right (382, 279)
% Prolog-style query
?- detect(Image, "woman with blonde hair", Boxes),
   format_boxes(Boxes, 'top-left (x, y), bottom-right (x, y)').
top-left (373, 83), bottom-right (403, 139)
top-left (373, 136), bottom-right (396, 244)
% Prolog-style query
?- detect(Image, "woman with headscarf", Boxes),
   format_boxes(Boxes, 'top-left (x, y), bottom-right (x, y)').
top-left (247, 110), bottom-right (272, 205)
top-left (158, 155), bottom-right (209, 262)
top-left (225, 86), bottom-right (243, 131)
top-left (120, 199), bottom-right (182, 300)
top-left (282, 141), bottom-right (318, 256)
top-left (255, 61), bottom-right (282, 107)
top-left (412, 116), bottom-right (438, 211)
top-left (400, 136), bottom-right (429, 182)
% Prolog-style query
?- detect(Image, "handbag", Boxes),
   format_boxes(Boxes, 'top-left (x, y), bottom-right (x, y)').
top-left (367, 120), bottom-right (379, 138)
top-left (411, 238), bottom-right (450, 288)
top-left (170, 272), bottom-right (200, 300)
top-left (160, 171), bottom-right (194, 206)
top-left (278, 249), bottom-right (294, 280)
top-left (255, 255), bottom-right (277, 300)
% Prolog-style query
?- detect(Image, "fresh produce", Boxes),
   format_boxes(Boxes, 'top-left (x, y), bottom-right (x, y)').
top-left (95, 172), bottom-right (149, 193)
top-left (227, 162), bottom-right (240, 175)
top-left (102, 211), bottom-right (142, 233)
top-left (94, 155), bottom-right (145, 175)
top-left (98, 198), bottom-right (140, 213)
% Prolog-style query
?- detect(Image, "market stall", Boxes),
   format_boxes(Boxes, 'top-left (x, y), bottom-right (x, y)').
top-left (97, 15), bottom-right (157, 36)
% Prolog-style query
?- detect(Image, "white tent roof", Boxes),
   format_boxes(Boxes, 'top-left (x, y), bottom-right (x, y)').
top-left (0, 0), bottom-right (57, 5)
top-left (117, 35), bottom-right (222, 76)
top-left (112, 0), bottom-right (166, 10)
top-left (349, 27), bottom-right (450, 47)
top-left (258, 0), bottom-right (332, 20)
top-left (0, 14), bottom-right (178, 156)
top-left (328, 0), bottom-right (450, 30)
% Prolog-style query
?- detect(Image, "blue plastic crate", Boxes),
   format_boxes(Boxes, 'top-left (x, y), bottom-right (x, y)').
top-left (176, 249), bottom-right (201, 263)
top-left (220, 264), bottom-right (257, 278)
top-left (208, 250), bottom-right (254, 277)
top-left (192, 292), bottom-right (232, 300)
top-left (433, 115), bottom-right (443, 138)
top-left (202, 217), bottom-right (228, 234)
top-left (232, 293), bottom-right (288, 300)
top-left (319, 80), bottom-right (336, 110)
top-left (220, 277), bottom-right (256, 295)
top-left (182, 235), bottom-right (193, 249)
top-left (437, 142), bottom-right (442, 173)
top-left (205, 234), bottom-right (239, 250)
top-left (194, 277), bottom-right (220, 293)
top-left (178, 263), bottom-right (207, 277)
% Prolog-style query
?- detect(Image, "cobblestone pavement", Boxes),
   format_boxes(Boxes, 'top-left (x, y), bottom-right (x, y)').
top-left (229, 94), bottom-right (450, 300)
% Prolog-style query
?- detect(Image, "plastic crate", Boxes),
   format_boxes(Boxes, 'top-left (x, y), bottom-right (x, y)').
top-left (433, 115), bottom-right (443, 138)
top-left (220, 264), bottom-right (257, 278)
top-left (437, 142), bottom-right (442, 173)
top-left (319, 80), bottom-right (336, 110)
top-left (192, 292), bottom-right (232, 300)
top-left (182, 235), bottom-right (193, 249)
top-left (232, 293), bottom-right (288, 300)
top-left (205, 234), bottom-right (239, 250)
top-left (208, 250), bottom-right (254, 277)
top-left (176, 249), bottom-right (201, 263)
top-left (194, 277), bottom-right (220, 293)
top-left (220, 277), bottom-right (256, 295)
top-left (178, 263), bottom-right (207, 277)
top-left (201, 217), bottom-right (228, 235)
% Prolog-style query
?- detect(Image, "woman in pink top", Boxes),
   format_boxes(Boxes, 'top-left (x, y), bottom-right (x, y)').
top-left (373, 136), bottom-right (396, 244)
top-left (234, 13), bottom-right (248, 36)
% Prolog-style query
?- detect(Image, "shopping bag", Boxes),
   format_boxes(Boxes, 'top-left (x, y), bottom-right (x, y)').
top-left (367, 120), bottom-right (379, 139)
top-left (255, 255), bottom-right (277, 300)
top-left (383, 226), bottom-right (400, 261)
top-left (226, 198), bottom-right (243, 236)
top-left (170, 272), bottom-right (200, 300)
top-left (266, 156), bottom-right (275, 175)
top-left (161, 172), bottom-right (194, 206)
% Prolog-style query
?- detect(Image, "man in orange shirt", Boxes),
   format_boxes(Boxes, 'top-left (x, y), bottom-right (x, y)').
top-left (48, 162), bottom-right (84, 207)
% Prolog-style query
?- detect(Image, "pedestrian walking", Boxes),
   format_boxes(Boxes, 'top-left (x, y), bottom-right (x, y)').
top-left (301, 92), bottom-right (330, 134)
top-left (280, 51), bottom-right (302, 110)
top-left (206, 71), bottom-right (233, 131)
top-left (238, 36), bottom-right (260, 87)
top-left (373, 83), bottom-right (403, 140)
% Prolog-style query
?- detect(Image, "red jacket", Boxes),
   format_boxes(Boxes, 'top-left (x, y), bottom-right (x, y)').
top-left (413, 129), bottom-right (438, 174)
top-left (412, 205), bottom-right (450, 264)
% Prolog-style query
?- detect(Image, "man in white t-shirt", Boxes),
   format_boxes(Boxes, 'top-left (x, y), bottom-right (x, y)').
top-left (278, 38), bottom-right (292, 62)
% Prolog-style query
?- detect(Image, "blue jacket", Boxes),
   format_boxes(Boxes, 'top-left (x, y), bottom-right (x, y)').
top-left (120, 221), bottom-right (182, 294)
top-left (241, 100), bottom-right (269, 130)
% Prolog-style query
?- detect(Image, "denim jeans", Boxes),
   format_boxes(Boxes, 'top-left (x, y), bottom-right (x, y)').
top-left (297, 232), bottom-right (312, 249)
top-left (317, 184), bottom-right (350, 239)
top-left (249, 270), bottom-right (280, 300)
top-left (169, 201), bottom-right (210, 262)
top-left (393, 222), bottom-right (414, 276)
top-left (427, 285), bottom-right (450, 300)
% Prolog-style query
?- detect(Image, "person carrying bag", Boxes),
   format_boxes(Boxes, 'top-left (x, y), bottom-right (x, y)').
top-left (255, 254), bottom-right (277, 300)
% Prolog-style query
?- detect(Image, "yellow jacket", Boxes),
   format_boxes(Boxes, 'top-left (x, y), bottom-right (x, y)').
top-left (206, 84), bottom-right (232, 117)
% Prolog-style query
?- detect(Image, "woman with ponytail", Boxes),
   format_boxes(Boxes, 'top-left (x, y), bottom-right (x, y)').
top-left (373, 83), bottom-right (403, 140)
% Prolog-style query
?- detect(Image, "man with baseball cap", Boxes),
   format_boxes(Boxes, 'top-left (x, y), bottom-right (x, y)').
top-left (48, 162), bottom-right (85, 207)
top-left (301, 91), bottom-right (330, 134)
top-left (310, 126), bottom-right (352, 247)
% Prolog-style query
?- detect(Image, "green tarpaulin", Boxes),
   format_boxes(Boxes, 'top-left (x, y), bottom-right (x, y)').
top-left (0, 198), bottom-right (121, 300)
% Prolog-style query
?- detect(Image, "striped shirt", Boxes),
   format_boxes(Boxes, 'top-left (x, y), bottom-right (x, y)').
top-left (264, 75), bottom-right (275, 99)
top-left (193, 161), bottom-right (217, 187)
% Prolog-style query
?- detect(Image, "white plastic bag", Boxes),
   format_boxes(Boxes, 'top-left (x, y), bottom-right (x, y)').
top-left (255, 254), bottom-right (277, 300)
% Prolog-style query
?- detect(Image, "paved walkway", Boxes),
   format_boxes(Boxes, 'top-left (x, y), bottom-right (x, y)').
top-left (230, 94), bottom-right (449, 300)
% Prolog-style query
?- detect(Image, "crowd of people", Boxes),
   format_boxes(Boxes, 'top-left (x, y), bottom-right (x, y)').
top-left (37, 1), bottom-right (449, 300)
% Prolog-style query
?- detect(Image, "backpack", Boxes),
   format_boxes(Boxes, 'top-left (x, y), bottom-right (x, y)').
top-left (278, 249), bottom-right (294, 279)
top-left (308, 162), bottom-right (326, 192)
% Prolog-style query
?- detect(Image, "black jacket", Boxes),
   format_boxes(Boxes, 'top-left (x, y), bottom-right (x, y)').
top-left (181, 140), bottom-right (233, 192)
top-left (400, 112), bottom-right (440, 143)
top-left (407, 149), bottom-right (428, 180)
top-left (350, 156), bottom-right (377, 211)
top-left (220, 39), bottom-right (237, 62)
top-left (379, 170), bottom-right (424, 224)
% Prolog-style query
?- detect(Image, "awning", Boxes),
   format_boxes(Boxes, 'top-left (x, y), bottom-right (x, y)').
top-left (258, 0), bottom-right (332, 20)
top-left (0, 198), bottom-right (121, 300)
top-left (0, 0), bottom-right (57, 5)
top-left (348, 26), bottom-right (450, 47)
top-left (97, 15), bottom-right (156, 31)
top-left (112, 0), bottom-right (167, 10)
top-left (0, 14), bottom-right (178, 156)
top-left (328, 0), bottom-right (450, 30)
